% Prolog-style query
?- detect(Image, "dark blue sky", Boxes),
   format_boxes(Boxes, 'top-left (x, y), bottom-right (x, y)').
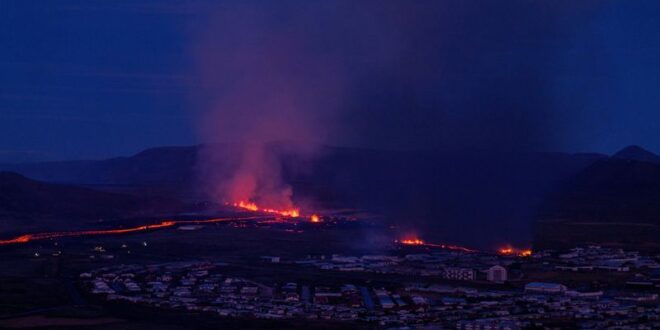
top-left (2, 1), bottom-right (660, 161)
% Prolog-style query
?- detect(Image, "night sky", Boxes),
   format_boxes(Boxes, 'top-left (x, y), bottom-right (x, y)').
top-left (2, 0), bottom-right (660, 161)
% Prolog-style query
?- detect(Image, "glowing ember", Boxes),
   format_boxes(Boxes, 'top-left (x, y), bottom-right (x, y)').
top-left (231, 200), bottom-right (300, 218)
top-left (396, 238), bottom-right (477, 253)
top-left (498, 246), bottom-right (532, 257)
top-left (400, 238), bottom-right (425, 245)
top-left (310, 214), bottom-right (321, 223)
top-left (499, 247), bottom-right (514, 254)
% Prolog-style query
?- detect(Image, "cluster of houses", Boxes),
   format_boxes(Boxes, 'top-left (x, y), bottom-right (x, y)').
top-left (294, 252), bottom-right (510, 283)
top-left (549, 246), bottom-right (660, 272)
top-left (82, 257), bottom-right (659, 328)
top-left (291, 245), bottom-right (660, 292)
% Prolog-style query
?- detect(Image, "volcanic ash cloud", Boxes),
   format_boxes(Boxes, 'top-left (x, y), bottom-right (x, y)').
top-left (192, 4), bottom-right (343, 209)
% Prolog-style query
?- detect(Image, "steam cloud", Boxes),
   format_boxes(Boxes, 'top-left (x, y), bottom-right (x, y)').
top-left (191, 1), bottom-right (590, 207)
top-left (192, 3), bottom-right (344, 208)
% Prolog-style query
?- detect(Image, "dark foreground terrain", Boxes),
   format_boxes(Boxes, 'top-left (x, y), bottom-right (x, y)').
top-left (0, 213), bottom-right (658, 329)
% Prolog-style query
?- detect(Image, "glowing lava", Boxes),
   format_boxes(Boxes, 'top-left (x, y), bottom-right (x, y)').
top-left (0, 220), bottom-right (176, 246)
top-left (231, 200), bottom-right (300, 218)
top-left (498, 246), bottom-right (532, 257)
top-left (0, 198), bottom-right (313, 247)
top-left (235, 201), bottom-right (259, 212)
top-left (400, 238), bottom-right (425, 245)
top-left (396, 238), bottom-right (477, 253)
top-left (0, 234), bottom-right (32, 245)
top-left (0, 216), bottom-right (264, 246)
top-left (310, 214), bottom-right (321, 223)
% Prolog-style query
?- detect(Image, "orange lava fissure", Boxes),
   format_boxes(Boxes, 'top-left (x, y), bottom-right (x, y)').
top-left (0, 216), bottom-right (264, 246)
top-left (231, 201), bottom-right (300, 218)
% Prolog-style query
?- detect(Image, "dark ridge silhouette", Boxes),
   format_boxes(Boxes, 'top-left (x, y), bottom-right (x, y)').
top-left (0, 146), bottom-right (199, 186)
top-left (287, 147), bottom-right (603, 249)
top-left (0, 171), bottom-right (138, 233)
top-left (0, 172), bottom-right (183, 234)
top-left (612, 145), bottom-right (660, 164)
top-left (0, 145), bottom-right (606, 249)
top-left (535, 155), bottom-right (660, 251)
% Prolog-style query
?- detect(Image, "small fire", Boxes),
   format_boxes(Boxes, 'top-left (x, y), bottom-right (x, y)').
top-left (499, 247), bottom-right (514, 254)
top-left (231, 201), bottom-right (300, 218)
top-left (498, 246), bottom-right (532, 257)
top-left (396, 238), bottom-right (477, 253)
top-left (400, 238), bottom-right (425, 245)
top-left (310, 214), bottom-right (321, 223)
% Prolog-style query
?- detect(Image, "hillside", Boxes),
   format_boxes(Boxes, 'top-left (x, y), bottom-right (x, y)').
top-left (0, 146), bottom-right (198, 187)
top-left (612, 145), bottom-right (660, 164)
top-left (0, 145), bottom-right (605, 249)
top-left (535, 146), bottom-right (660, 251)
top-left (0, 172), bottom-right (180, 234)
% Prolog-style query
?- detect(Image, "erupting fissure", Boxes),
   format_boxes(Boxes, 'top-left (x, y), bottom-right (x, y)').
top-left (230, 200), bottom-right (300, 218)
top-left (0, 202), bottom-right (325, 247)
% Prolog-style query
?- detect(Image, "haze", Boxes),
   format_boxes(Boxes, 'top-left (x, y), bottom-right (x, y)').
top-left (3, 0), bottom-right (660, 162)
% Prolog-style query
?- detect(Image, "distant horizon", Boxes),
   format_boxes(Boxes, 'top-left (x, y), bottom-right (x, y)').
top-left (4, 2), bottom-right (660, 162)
top-left (0, 142), bottom-right (655, 164)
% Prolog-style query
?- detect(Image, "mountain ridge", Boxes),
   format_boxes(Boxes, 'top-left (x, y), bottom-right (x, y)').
top-left (0, 144), bottom-right (616, 249)
top-left (612, 145), bottom-right (660, 164)
top-left (534, 155), bottom-right (660, 251)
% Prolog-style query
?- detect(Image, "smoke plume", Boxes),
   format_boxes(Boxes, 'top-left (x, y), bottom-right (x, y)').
top-left (190, 1), bottom-right (592, 208)
top-left (191, 2), bottom-right (344, 208)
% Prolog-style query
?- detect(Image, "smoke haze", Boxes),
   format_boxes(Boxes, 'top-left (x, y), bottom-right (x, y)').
top-left (192, 2), bottom-right (345, 207)
top-left (190, 1), bottom-right (597, 207)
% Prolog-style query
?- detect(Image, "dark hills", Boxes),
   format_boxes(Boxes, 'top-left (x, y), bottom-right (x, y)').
top-left (1, 145), bottom-right (607, 249)
top-left (612, 145), bottom-right (660, 164)
top-left (0, 172), bottom-right (182, 234)
top-left (0, 172), bottom-right (138, 233)
top-left (5, 144), bottom-right (659, 251)
top-left (286, 148), bottom-right (604, 248)
top-left (535, 146), bottom-right (660, 251)
top-left (0, 146), bottom-right (198, 187)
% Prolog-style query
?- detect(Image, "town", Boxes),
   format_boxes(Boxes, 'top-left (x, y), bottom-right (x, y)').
top-left (83, 244), bottom-right (660, 329)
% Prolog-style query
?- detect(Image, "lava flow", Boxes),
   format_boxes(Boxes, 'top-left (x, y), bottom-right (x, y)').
top-left (0, 220), bottom-right (176, 246)
top-left (231, 201), bottom-right (300, 218)
top-left (498, 246), bottom-right (533, 257)
top-left (396, 238), bottom-right (478, 253)
top-left (0, 216), bottom-right (264, 246)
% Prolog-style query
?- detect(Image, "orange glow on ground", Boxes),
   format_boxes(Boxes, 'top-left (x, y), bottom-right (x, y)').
top-left (498, 246), bottom-right (533, 257)
top-left (498, 247), bottom-right (514, 254)
top-left (310, 214), bottom-right (321, 223)
top-left (0, 234), bottom-right (32, 245)
top-left (0, 216), bottom-right (264, 246)
top-left (396, 238), bottom-right (477, 253)
top-left (400, 238), bottom-right (425, 245)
